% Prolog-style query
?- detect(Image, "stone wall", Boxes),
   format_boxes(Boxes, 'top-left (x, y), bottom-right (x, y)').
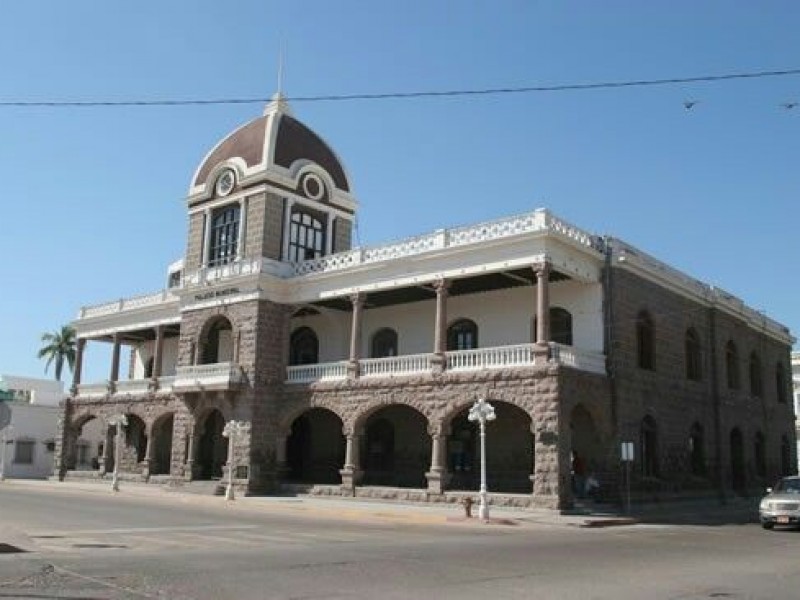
top-left (333, 217), bottom-right (352, 253)
top-left (608, 264), bottom-right (796, 498)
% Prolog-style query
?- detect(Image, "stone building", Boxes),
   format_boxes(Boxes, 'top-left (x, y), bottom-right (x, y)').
top-left (55, 94), bottom-right (797, 509)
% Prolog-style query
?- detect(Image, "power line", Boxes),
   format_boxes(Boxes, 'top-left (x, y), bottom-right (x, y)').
top-left (1, 68), bottom-right (799, 108)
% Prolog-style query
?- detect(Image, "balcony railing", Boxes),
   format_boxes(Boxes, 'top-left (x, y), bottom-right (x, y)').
top-left (360, 353), bottom-right (432, 378)
top-left (286, 361), bottom-right (349, 384)
top-left (173, 363), bottom-right (245, 392)
top-left (285, 343), bottom-right (606, 383)
top-left (76, 382), bottom-right (110, 398)
top-left (114, 379), bottom-right (151, 396)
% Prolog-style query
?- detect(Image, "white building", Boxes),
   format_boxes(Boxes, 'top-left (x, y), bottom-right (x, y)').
top-left (0, 375), bottom-right (102, 478)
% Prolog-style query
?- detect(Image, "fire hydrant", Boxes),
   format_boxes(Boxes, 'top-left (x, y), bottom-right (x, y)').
top-left (462, 496), bottom-right (474, 518)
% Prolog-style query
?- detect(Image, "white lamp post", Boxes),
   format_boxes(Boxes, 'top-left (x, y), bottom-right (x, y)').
top-left (0, 425), bottom-right (14, 482)
top-left (468, 398), bottom-right (496, 521)
top-left (222, 420), bottom-right (250, 501)
top-left (108, 414), bottom-right (128, 493)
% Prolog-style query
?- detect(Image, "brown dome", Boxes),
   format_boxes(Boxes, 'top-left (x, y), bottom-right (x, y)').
top-left (191, 98), bottom-right (350, 194)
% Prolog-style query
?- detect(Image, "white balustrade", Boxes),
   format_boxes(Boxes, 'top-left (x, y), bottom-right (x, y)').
top-left (548, 343), bottom-right (606, 375)
top-left (174, 363), bottom-right (245, 391)
top-left (359, 353), bottom-right (432, 378)
top-left (446, 344), bottom-right (537, 371)
top-left (76, 382), bottom-right (110, 398)
top-left (156, 375), bottom-right (176, 393)
top-left (79, 289), bottom-right (177, 319)
top-left (113, 379), bottom-right (151, 396)
top-left (184, 257), bottom-right (264, 287)
top-left (293, 208), bottom-right (599, 276)
top-left (285, 343), bottom-right (606, 382)
top-left (285, 361), bottom-right (348, 383)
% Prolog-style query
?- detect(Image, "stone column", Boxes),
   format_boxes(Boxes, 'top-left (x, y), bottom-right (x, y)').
top-left (530, 395), bottom-right (569, 509)
top-left (425, 424), bottom-right (448, 495)
top-left (237, 197), bottom-right (248, 259)
top-left (100, 426), bottom-right (113, 476)
top-left (431, 279), bottom-right (450, 373)
top-left (534, 262), bottom-right (551, 361)
top-left (340, 429), bottom-right (363, 495)
top-left (347, 293), bottom-right (365, 378)
top-left (109, 333), bottom-right (121, 392)
top-left (71, 338), bottom-right (86, 395)
top-left (201, 209), bottom-right (212, 266)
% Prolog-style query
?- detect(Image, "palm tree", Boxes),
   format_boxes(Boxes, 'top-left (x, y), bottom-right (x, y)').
top-left (37, 325), bottom-right (77, 381)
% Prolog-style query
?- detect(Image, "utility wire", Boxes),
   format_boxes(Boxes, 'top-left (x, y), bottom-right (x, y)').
top-left (1, 68), bottom-right (799, 108)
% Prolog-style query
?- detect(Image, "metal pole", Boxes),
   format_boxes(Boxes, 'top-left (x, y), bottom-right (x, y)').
top-left (478, 418), bottom-right (488, 520)
top-left (225, 425), bottom-right (235, 501)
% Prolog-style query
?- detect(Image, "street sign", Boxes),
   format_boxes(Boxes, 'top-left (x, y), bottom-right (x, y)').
top-left (0, 403), bottom-right (10, 431)
top-left (621, 441), bottom-right (634, 462)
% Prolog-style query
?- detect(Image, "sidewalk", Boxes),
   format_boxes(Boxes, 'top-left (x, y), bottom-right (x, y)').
top-left (0, 478), bottom-right (757, 529)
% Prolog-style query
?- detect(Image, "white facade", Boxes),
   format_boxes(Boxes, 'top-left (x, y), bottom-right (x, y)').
top-left (0, 375), bottom-right (65, 478)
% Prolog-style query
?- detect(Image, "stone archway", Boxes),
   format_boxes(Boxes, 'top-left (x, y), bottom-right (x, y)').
top-left (71, 414), bottom-right (105, 472)
top-left (121, 414), bottom-right (147, 474)
top-left (361, 405), bottom-right (429, 488)
top-left (446, 401), bottom-right (533, 494)
top-left (151, 413), bottom-right (174, 476)
top-left (285, 408), bottom-right (345, 484)
top-left (197, 409), bottom-right (227, 480)
top-left (570, 404), bottom-right (602, 496)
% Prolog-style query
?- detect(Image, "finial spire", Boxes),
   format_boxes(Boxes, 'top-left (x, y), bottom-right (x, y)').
top-left (277, 41), bottom-right (284, 96)
top-left (264, 41), bottom-right (291, 116)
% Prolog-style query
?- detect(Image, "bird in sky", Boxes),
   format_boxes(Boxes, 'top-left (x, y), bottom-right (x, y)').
top-left (780, 102), bottom-right (797, 110)
top-left (683, 100), bottom-right (699, 110)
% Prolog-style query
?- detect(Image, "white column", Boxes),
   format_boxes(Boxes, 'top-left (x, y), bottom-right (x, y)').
top-left (201, 209), bottom-right (212, 266)
top-left (282, 198), bottom-right (295, 261)
top-left (237, 197), bottom-right (248, 259)
top-left (326, 216), bottom-right (335, 255)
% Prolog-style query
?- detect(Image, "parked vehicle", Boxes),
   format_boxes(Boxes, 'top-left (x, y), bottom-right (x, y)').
top-left (759, 476), bottom-right (800, 530)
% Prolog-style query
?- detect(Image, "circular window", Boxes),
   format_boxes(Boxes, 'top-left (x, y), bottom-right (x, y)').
top-left (215, 169), bottom-right (236, 197)
top-left (302, 173), bottom-right (325, 200)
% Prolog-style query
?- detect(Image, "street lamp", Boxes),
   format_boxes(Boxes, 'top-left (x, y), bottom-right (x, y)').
top-left (468, 398), bottom-right (496, 521)
top-left (0, 425), bottom-right (14, 482)
top-left (108, 414), bottom-right (128, 493)
top-left (222, 420), bottom-right (250, 501)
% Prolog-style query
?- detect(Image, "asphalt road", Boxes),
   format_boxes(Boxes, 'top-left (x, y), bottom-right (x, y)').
top-left (1, 483), bottom-right (799, 599)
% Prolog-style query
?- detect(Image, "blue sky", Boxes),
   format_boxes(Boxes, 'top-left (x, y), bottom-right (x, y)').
top-left (1, 1), bottom-right (798, 383)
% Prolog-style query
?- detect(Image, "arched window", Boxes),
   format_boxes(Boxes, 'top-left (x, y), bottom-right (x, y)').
top-left (289, 327), bottom-right (319, 366)
top-left (201, 318), bottom-right (233, 364)
top-left (636, 311), bottom-right (655, 370)
top-left (689, 422), bottom-right (705, 476)
top-left (208, 204), bottom-right (240, 266)
top-left (725, 341), bottom-right (740, 390)
top-left (685, 328), bottom-right (702, 381)
top-left (532, 308), bottom-right (573, 345)
top-left (447, 319), bottom-right (478, 351)
top-left (550, 308), bottom-right (573, 346)
top-left (371, 328), bottom-right (398, 358)
top-left (288, 209), bottom-right (325, 262)
top-left (640, 416), bottom-right (659, 477)
top-left (776, 363), bottom-right (788, 404)
top-left (754, 432), bottom-right (766, 478)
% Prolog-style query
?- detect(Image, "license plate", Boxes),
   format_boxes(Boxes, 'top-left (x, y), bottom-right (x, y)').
top-left (777, 516), bottom-right (789, 524)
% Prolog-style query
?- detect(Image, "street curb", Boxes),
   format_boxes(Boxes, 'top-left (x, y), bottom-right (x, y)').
top-left (579, 517), bottom-right (639, 528)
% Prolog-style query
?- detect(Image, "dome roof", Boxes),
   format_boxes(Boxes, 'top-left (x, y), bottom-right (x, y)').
top-left (189, 94), bottom-right (351, 198)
